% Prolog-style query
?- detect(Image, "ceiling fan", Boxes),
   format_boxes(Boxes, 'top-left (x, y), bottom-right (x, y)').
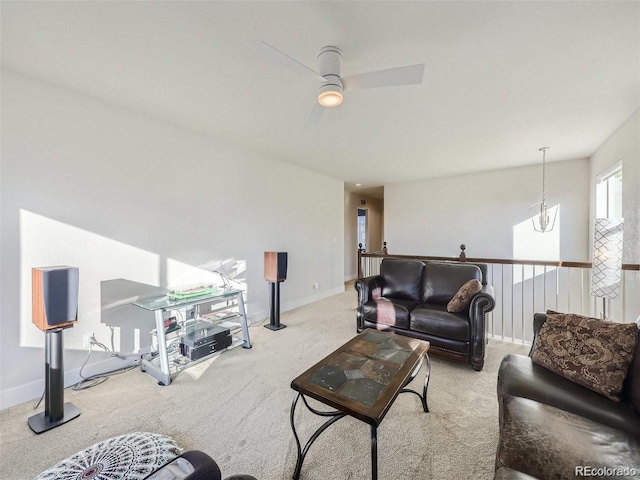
top-left (253, 41), bottom-right (425, 126)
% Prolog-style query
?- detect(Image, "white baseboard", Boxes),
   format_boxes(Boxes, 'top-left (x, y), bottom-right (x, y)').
top-left (1, 287), bottom-right (347, 409)
top-left (344, 273), bottom-right (357, 282)
top-left (0, 349), bottom-right (150, 410)
top-left (281, 285), bottom-right (345, 312)
top-left (246, 285), bottom-right (346, 326)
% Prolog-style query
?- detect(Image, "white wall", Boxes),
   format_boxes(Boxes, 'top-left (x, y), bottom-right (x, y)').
top-left (343, 192), bottom-right (384, 281)
top-left (0, 70), bottom-right (344, 408)
top-left (588, 110), bottom-right (639, 323)
top-left (384, 158), bottom-right (594, 341)
top-left (589, 110), bottom-right (639, 264)
top-left (384, 158), bottom-right (591, 261)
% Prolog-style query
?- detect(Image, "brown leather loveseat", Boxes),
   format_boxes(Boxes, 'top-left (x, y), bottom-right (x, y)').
top-left (495, 313), bottom-right (640, 479)
top-left (355, 258), bottom-right (495, 371)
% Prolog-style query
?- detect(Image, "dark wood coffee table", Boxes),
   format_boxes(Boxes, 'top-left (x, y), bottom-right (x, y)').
top-left (289, 329), bottom-right (431, 480)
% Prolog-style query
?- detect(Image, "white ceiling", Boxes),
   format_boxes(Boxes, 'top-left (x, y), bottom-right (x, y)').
top-left (2, 1), bottom-right (638, 188)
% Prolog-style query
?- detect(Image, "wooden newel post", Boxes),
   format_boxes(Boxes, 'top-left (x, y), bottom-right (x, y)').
top-left (357, 243), bottom-right (364, 279)
top-left (383, 242), bottom-right (388, 255)
top-left (459, 244), bottom-right (467, 262)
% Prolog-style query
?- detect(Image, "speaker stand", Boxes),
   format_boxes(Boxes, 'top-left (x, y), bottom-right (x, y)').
top-left (28, 328), bottom-right (80, 434)
top-left (265, 281), bottom-right (286, 331)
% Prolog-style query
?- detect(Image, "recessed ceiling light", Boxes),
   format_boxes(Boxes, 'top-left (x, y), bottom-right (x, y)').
top-left (355, 183), bottom-right (362, 187)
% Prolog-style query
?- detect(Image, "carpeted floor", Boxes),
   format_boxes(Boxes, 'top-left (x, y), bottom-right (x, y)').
top-left (0, 289), bottom-right (528, 480)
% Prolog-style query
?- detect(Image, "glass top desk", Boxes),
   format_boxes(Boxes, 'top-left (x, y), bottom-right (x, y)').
top-left (132, 288), bottom-right (251, 385)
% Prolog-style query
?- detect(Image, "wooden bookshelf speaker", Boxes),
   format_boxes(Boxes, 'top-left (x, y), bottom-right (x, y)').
top-left (264, 252), bottom-right (287, 331)
top-left (32, 266), bottom-right (79, 331)
top-left (28, 266), bottom-right (81, 433)
top-left (264, 252), bottom-right (287, 283)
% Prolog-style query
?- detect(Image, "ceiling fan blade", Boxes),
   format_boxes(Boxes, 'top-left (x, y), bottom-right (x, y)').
top-left (342, 64), bottom-right (425, 91)
top-left (252, 41), bottom-right (326, 82)
top-left (305, 101), bottom-right (324, 128)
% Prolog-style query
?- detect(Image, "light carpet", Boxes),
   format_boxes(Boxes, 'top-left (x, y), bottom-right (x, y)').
top-left (0, 289), bottom-right (528, 480)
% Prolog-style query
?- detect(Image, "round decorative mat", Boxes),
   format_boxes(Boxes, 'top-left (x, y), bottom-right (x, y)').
top-left (34, 432), bottom-right (181, 480)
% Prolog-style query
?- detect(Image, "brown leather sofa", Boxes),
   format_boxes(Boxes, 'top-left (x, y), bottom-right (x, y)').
top-left (355, 258), bottom-right (495, 371)
top-left (495, 313), bottom-right (640, 479)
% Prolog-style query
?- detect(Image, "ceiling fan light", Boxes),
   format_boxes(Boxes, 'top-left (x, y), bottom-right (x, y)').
top-left (318, 90), bottom-right (343, 107)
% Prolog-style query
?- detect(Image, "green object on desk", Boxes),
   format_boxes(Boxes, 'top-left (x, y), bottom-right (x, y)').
top-left (167, 287), bottom-right (217, 300)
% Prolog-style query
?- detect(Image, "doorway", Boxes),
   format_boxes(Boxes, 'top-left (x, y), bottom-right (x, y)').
top-left (357, 208), bottom-right (368, 251)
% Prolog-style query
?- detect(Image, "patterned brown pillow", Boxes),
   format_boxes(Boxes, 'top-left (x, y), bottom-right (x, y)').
top-left (447, 279), bottom-right (482, 313)
top-left (623, 329), bottom-right (640, 412)
top-left (532, 310), bottom-right (638, 401)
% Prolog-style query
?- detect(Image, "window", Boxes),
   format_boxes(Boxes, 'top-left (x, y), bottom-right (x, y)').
top-left (596, 160), bottom-right (622, 219)
top-left (357, 208), bottom-right (367, 250)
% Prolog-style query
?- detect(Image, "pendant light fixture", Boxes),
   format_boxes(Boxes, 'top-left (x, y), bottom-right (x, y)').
top-left (531, 147), bottom-right (557, 233)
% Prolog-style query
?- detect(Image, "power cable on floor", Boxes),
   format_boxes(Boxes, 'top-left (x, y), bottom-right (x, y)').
top-left (73, 336), bottom-right (141, 390)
